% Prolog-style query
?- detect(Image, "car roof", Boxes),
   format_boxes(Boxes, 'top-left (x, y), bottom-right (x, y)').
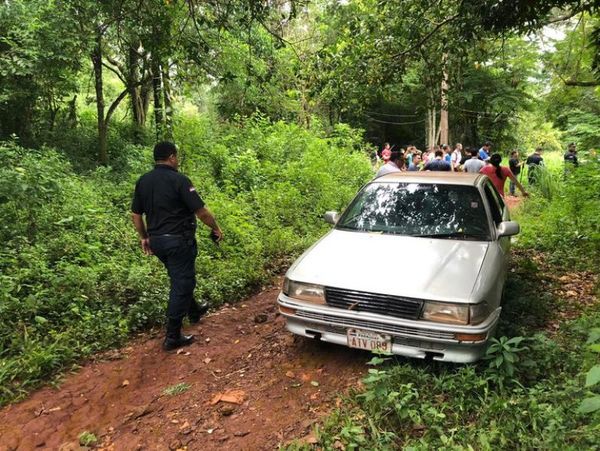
top-left (373, 171), bottom-right (485, 186)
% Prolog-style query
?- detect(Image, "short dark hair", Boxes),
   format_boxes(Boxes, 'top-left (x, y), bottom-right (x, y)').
top-left (484, 142), bottom-right (491, 147)
top-left (470, 148), bottom-right (479, 157)
top-left (510, 150), bottom-right (518, 156)
top-left (442, 144), bottom-right (449, 150)
top-left (390, 151), bottom-right (402, 163)
top-left (435, 150), bottom-right (443, 158)
top-left (535, 146), bottom-right (543, 153)
top-left (154, 141), bottom-right (177, 161)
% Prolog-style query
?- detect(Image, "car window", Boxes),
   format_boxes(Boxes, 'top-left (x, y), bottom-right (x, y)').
top-left (336, 182), bottom-right (491, 240)
top-left (483, 184), bottom-right (502, 225)
top-left (487, 180), bottom-right (505, 211)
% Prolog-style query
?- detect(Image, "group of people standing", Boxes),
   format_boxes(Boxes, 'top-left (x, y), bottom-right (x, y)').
top-left (376, 141), bottom-right (579, 198)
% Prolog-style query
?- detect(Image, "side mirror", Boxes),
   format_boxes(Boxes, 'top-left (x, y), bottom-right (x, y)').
top-left (324, 211), bottom-right (340, 225)
top-left (497, 221), bottom-right (520, 238)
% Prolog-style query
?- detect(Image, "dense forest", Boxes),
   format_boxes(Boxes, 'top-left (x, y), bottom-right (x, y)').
top-left (0, 0), bottom-right (599, 448)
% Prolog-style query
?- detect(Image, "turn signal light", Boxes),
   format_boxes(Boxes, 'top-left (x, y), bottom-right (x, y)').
top-left (279, 306), bottom-right (296, 316)
top-left (454, 333), bottom-right (487, 342)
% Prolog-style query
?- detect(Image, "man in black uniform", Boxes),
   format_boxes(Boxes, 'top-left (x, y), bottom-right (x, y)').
top-left (131, 141), bottom-right (223, 351)
top-left (564, 142), bottom-right (579, 167)
top-left (526, 147), bottom-right (544, 186)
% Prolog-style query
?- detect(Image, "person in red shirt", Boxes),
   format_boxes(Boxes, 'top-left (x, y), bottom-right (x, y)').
top-left (381, 143), bottom-right (392, 163)
top-left (480, 154), bottom-right (528, 198)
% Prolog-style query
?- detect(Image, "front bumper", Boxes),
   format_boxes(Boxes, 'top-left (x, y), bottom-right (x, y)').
top-left (277, 293), bottom-right (500, 363)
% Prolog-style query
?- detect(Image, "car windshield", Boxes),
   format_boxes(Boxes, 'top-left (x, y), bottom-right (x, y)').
top-left (336, 182), bottom-right (491, 240)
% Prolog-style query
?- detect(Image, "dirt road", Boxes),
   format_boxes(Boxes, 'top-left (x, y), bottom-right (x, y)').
top-left (0, 283), bottom-right (370, 450)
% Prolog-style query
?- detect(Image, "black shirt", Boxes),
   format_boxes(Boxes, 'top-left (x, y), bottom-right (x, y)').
top-left (526, 154), bottom-right (543, 166)
top-left (509, 157), bottom-right (521, 175)
top-left (564, 151), bottom-right (579, 166)
top-left (131, 165), bottom-right (205, 236)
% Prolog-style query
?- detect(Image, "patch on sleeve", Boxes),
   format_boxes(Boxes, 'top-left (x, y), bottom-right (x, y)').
top-left (189, 186), bottom-right (196, 192)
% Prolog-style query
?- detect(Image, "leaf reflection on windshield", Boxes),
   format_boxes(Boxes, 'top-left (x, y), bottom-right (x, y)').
top-left (337, 182), bottom-right (490, 239)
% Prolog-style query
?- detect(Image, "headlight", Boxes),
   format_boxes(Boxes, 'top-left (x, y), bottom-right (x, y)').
top-left (421, 302), bottom-right (468, 325)
top-left (469, 302), bottom-right (491, 325)
top-left (283, 278), bottom-right (326, 305)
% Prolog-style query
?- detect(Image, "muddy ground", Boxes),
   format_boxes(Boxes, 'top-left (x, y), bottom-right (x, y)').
top-left (0, 283), bottom-right (373, 451)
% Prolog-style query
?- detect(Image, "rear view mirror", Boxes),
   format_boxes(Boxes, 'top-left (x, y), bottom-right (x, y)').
top-left (324, 211), bottom-right (340, 225)
top-left (497, 221), bottom-right (520, 238)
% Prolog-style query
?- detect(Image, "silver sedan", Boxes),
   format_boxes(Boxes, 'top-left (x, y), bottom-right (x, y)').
top-left (277, 172), bottom-right (519, 363)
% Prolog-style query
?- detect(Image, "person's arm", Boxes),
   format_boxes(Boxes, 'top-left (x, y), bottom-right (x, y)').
top-left (195, 207), bottom-right (223, 242)
top-left (507, 171), bottom-right (528, 197)
top-left (131, 213), bottom-right (152, 255)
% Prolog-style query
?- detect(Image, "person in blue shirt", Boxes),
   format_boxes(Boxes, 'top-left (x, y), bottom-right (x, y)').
top-left (478, 142), bottom-right (491, 161)
top-left (408, 153), bottom-right (422, 171)
top-left (442, 144), bottom-right (452, 164)
top-left (423, 150), bottom-right (451, 171)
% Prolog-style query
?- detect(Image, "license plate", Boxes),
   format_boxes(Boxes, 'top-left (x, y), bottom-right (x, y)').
top-left (347, 328), bottom-right (391, 353)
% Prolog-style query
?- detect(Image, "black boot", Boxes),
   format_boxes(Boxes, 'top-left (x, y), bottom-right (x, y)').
top-left (188, 300), bottom-right (209, 324)
top-left (163, 318), bottom-right (195, 351)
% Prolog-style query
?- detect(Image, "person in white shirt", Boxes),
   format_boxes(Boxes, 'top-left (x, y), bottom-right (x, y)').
top-left (451, 143), bottom-right (463, 171)
top-left (463, 148), bottom-right (485, 173)
top-left (375, 152), bottom-right (404, 177)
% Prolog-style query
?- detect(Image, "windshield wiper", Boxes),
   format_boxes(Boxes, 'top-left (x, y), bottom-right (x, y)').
top-left (411, 232), bottom-right (486, 240)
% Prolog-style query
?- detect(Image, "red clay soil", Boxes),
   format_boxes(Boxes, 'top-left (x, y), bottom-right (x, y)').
top-left (0, 282), bottom-right (371, 451)
top-left (504, 194), bottom-right (523, 211)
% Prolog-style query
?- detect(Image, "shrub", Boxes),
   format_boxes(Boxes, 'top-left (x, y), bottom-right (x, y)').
top-left (0, 116), bottom-right (373, 405)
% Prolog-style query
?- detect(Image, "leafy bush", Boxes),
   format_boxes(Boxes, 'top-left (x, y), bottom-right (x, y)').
top-left (515, 158), bottom-right (600, 270)
top-left (0, 116), bottom-right (373, 405)
top-left (579, 328), bottom-right (600, 414)
top-left (309, 311), bottom-right (599, 450)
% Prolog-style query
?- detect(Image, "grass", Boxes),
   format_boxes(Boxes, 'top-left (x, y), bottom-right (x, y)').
top-left (162, 382), bottom-right (191, 396)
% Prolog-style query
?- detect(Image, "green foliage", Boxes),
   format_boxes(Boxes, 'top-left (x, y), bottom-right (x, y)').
top-left (0, 116), bottom-right (372, 405)
top-left (78, 431), bottom-right (97, 446)
top-left (515, 112), bottom-right (564, 153)
top-left (579, 328), bottom-right (600, 414)
top-left (309, 311), bottom-right (600, 450)
top-left (484, 336), bottom-right (530, 385)
top-left (515, 157), bottom-right (600, 269)
top-left (162, 382), bottom-right (191, 396)
top-left (0, 0), bottom-right (83, 143)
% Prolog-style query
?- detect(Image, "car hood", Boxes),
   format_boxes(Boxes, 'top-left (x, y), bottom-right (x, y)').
top-left (287, 229), bottom-right (490, 303)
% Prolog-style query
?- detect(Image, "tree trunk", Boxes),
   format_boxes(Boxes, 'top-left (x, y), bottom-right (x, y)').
top-left (67, 95), bottom-right (78, 128)
top-left (128, 45), bottom-right (146, 142)
top-left (162, 63), bottom-right (174, 140)
top-left (92, 28), bottom-right (108, 165)
top-left (426, 107), bottom-right (437, 150)
top-left (152, 57), bottom-right (164, 141)
top-left (439, 54), bottom-right (449, 145)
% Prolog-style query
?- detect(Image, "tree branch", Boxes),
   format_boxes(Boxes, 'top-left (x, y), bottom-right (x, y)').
top-left (102, 61), bottom-right (127, 85)
top-left (105, 89), bottom-right (129, 126)
top-left (393, 13), bottom-right (460, 59)
top-left (542, 10), bottom-right (582, 26)
top-left (563, 79), bottom-right (600, 86)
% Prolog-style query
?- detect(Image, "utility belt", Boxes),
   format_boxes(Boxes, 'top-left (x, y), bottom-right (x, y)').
top-left (149, 230), bottom-right (196, 247)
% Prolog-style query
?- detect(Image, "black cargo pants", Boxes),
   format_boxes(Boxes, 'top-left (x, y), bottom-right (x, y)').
top-left (149, 234), bottom-right (199, 336)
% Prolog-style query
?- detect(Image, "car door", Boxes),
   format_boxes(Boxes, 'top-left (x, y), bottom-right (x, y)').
top-left (483, 182), bottom-right (511, 255)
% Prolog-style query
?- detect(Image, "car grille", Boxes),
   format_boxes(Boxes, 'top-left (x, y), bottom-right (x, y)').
top-left (296, 310), bottom-right (456, 341)
top-left (325, 287), bottom-right (423, 320)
